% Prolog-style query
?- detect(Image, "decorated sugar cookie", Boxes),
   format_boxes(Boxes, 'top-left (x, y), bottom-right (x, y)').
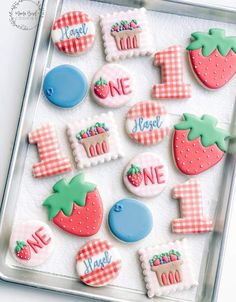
top-left (43, 65), bottom-right (88, 108)
top-left (28, 123), bottom-right (72, 178)
top-left (43, 173), bottom-right (103, 237)
top-left (138, 239), bottom-right (198, 298)
top-left (152, 45), bottom-right (191, 99)
top-left (172, 179), bottom-right (213, 234)
top-left (108, 198), bottom-right (153, 243)
top-left (76, 239), bottom-right (122, 287)
top-left (187, 28), bottom-right (236, 89)
top-left (67, 112), bottom-right (123, 169)
top-left (123, 152), bottom-right (168, 197)
top-left (51, 11), bottom-right (95, 55)
top-left (9, 221), bottom-right (55, 267)
top-left (91, 64), bottom-right (133, 108)
top-left (100, 8), bottom-right (153, 62)
top-left (125, 100), bottom-right (169, 145)
top-left (173, 113), bottom-right (230, 175)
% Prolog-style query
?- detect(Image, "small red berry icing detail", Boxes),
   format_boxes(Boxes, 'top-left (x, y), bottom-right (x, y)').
top-left (173, 113), bottom-right (230, 175)
top-left (94, 77), bottom-right (109, 99)
top-left (15, 241), bottom-right (31, 261)
top-left (127, 164), bottom-right (143, 187)
top-left (43, 173), bottom-right (103, 237)
top-left (187, 28), bottom-right (236, 89)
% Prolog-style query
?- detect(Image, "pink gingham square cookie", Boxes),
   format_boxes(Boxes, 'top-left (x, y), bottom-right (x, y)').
top-left (67, 112), bottom-right (124, 169)
top-left (100, 8), bottom-right (154, 62)
top-left (138, 239), bottom-right (198, 298)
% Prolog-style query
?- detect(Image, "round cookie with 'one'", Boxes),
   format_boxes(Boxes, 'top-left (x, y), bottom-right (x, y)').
top-left (123, 152), bottom-right (168, 198)
top-left (51, 11), bottom-right (96, 56)
top-left (125, 100), bottom-right (169, 145)
top-left (91, 63), bottom-right (133, 108)
top-left (76, 238), bottom-right (122, 287)
top-left (108, 198), bottom-right (153, 243)
top-left (9, 220), bottom-right (55, 267)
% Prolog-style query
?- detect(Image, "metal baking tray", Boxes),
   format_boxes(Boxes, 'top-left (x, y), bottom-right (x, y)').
top-left (1, 0), bottom-right (236, 301)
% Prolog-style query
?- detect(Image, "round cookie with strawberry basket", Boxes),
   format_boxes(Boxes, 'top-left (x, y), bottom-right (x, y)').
top-left (91, 63), bottom-right (133, 108)
top-left (187, 28), bottom-right (236, 89)
top-left (43, 173), bottom-right (103, 237)
top-left (173, 113), bottom-right (230, 175)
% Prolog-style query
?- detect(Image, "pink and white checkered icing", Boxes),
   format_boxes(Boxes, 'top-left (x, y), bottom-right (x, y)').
top-left (123, 152), bottom-right (168, 198)
top-left (152, 45), bottom-right (191, 99)
top-left (76, 239), bottom-right (122, 287)
top-left (138, 238), bottom-right (198, 298)
top-left (125, 100), bottom-right (169, 145)
top-left (100, 8), bottom-right (154, 62)
top-left (51, 11), bottom-right (95, 55)
top-left (9, 220), bottom-right (55, 267)
top-left (172, 179), bottom-right (213, 234)
top-left (91, 63), bottom-right (133, 108)
top-left (67, 112), bottom-right (124, 170)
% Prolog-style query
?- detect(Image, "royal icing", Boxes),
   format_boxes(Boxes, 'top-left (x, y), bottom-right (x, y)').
top-left (152, 45), bottom-right (191, 99)
top-left (43, 65), bottom-right (88, 108)
top-left (125, 100), bottom-right (169, 145)
top-left (123, 152), bottom-right (168, 198)
top-left (173, 113), bottom-right (230, 175)
top-left (51, 11), bottom-right (95, 55)
top-left (91, 63), bottom-right (133, 108)
top-left (43, 173), bottom-right (103, 237)
top-left (172, 179), bottom-right (213, 234)
top-left (187, 28), bottom-right (236, 89)
top-left (108, 198), bottom-right (153, 243)
top-left (28, 123), bottom-right (72, 178)
top-left (10, 221), bottom-right (55, 267)
top-left (67, 112), bottom-right (123, 169)
top-left (138, 239), bottom-right (198, 298)
top-left (76, 239), bottom-right (122, 287)
top-left (100, 8), bottom-right (153, 62)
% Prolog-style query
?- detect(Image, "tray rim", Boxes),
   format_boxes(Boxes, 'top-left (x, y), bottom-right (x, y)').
top-left (1, 0), bottom-right (236, 302)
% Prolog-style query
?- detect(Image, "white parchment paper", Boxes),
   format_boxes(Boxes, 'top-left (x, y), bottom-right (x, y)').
top-left (6, 0), bottom-right (236, 301)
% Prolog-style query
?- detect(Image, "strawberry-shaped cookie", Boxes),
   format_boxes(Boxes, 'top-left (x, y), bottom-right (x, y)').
top-left (126, 164), bottom-right (143, 187)
top-left (15, 241), bottom-right (31, 261)
top-left (173, 113), bottom-right (230, 175)
top-left (187, 28), bottom-right (236, 89)
top-left (43, 173), bottom-right (103, 237)
top-left (94, 77), bottom-right (109, 99)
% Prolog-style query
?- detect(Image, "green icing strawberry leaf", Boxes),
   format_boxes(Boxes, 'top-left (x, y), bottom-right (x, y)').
top-left (187, 28), bottom-right (236, 56)
top-left (95, 77), bottom-right (107, 86)
top-left (43, 173), bottom-right (96, 220)
top-left (174, 113), bottom-right (230, 152)
top-left (15, 241), bottom-right (26, 253)
top-left (127, 164), bottom-right (142, 176)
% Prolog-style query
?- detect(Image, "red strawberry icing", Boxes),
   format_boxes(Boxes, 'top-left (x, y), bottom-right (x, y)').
top-left (43, 173), bottom-right (103, 237)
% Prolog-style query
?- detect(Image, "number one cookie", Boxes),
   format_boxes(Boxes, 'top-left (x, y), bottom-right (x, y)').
top-left (28, 123), bottom-right (72, 178)
top-left (172, 179), bottom-right (213, 234)
top-left (152, 45), bottom-right (191, 99)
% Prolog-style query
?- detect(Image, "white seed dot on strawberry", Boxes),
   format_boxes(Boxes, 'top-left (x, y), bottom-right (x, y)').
top-left (70, 218), bottom-right (73, 222)
top-left (211, 148), bottom-right (214, 151)
top-left (200, 164), bottom-right (204, 168)
top-left (78, 212), bottom-right (81, 215)
top-left (79, 221), bottom-right (82, 224)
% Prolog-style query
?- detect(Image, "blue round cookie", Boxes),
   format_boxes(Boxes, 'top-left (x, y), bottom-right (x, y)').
top-left (43, 64), bottom-right (88, 108)
top-left (108, 199), bottom-right (153, 243)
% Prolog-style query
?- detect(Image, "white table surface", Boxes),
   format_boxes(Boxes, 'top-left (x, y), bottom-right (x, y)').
top-left (0, 0), bottom-right (235, 301)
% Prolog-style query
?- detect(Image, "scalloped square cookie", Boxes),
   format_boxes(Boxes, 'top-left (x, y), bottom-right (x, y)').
top-left (100, 8), bottom-right (154, 62)
top-left (138, 239), bottom-right (198, 298)
top-left (67, 112), bottom-right (124, 169)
